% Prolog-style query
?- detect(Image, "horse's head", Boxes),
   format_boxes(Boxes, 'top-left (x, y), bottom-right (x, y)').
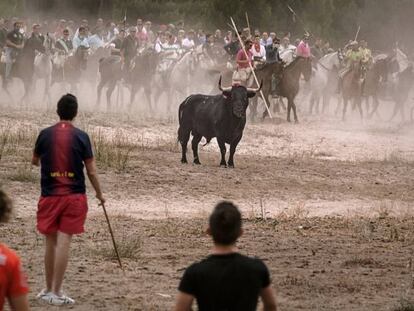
top-left (75, 46), bottom-right (90, 70)
top-left (300, 57), bottom-right (312, 81)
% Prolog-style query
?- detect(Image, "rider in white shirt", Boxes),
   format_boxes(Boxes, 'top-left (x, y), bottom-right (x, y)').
top-left (181, 30), bottom-right (196, 50)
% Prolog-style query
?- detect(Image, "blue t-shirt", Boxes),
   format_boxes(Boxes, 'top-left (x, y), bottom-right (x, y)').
top-left (33, 122), bottom-right (93, 197)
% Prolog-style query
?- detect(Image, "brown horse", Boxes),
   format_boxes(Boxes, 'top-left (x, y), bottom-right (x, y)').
top-left (263, 56), bottom-right (312, 122)
top-left (248, 61), bottom-right (284, 121)
top-left (341, 61), bottom-right (364, 121)
top-left (362, 55), bottom-right (396, 119)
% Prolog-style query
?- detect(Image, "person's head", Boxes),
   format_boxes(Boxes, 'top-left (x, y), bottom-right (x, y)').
top-left (215, 29), bottom-right (222, 38)
top-left (96, 18), bottom-right (103, 27)
top-left (57, 94), bottom-right (78, 121)
top-left (273, 37), bottom-right (280, 48)
top-left (208, 201), bottom-right (242, 246)
top-left (269, 32), bottom-right (276, 40)
top-left (32, 23), bottom-right (40, 35)
top-left (13, 21), bottom-right (22, 31)
top-left (118, 29), bottom-right (125, 39)
top-left (282, 36), bottom-right (289, 46)
top-left (129, 26), bottom-right (137, 36)
top-left (63, 28), bottom-right (70, 39)
top-left (145, 21), bottom-right (151, 29)
top-left (206, 33), bottom-right (214, 43)
top-left (254, 34), bottom-right (260, 44)
top-left (262, 32), bottom-right (268, 40)
top-left (178, 29), bottom-right (185, 39)
top-left (78, 26), bottom-right (86, 38)
top-left (81, 19), bottom-right (88, 27)
top-left (137, 19), bottom-right (143, 31)
top-left (0, 189), bottom-right (13, 223)
top-left (167, 33), bottom-right (175, 44)
top-left (242, 27), bottom-right (250, 37)
top-left (244, 39), bottom-right (253, 50)
top-left (315, 37), bottom-right (322, 47)
top-left (58, 19), bottom-right (66, 27)
top-left (360, 40), bottom-right (367, 48)
top-left (323, 41), bottom-right (330, 49)
top-left (254, 29), bottom-right (260, 37)
top-left (350, 40), bottom-right (359, 51)
top-left (303, 33), bottom-right (310, 43)
top-left (188, 29), bottom-right (195, 40)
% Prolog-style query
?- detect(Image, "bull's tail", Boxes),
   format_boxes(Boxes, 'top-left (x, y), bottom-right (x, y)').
top-left (177, 95), bottom-right (193, 143)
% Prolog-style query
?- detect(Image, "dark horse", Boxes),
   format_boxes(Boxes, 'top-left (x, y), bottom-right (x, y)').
top-left (362, 55), bottom-right (397, 119)
top-left (53, 46), bottom-right (90, 93)
top-left (248, 61), bottom-right (284, 121)
top-left (341, 61), bottom-right (364, 121)
top-left (97, 48), bottom-right (157, 111)
top-left (263, 56), bottom-right (312, 122)
top-left (389, 64), bottom-right (414, 122)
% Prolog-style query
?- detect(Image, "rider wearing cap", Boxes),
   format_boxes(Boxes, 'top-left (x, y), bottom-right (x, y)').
top-left (359, 39), bottom-right (373, 67)
top-left (296, 33), bottom-right (311, 58)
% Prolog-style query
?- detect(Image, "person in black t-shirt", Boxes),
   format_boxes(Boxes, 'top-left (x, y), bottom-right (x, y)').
top-left (175, 201), bottom-right (277, 311)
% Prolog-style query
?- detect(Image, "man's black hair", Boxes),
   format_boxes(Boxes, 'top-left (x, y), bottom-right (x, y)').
top-left (209, 201), bottom-right (242, 245)
top-left (57, 93), bottom-right (78, 120)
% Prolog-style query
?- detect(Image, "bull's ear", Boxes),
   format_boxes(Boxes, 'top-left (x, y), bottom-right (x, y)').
top-left (222, 91), bottom-right (231, 98)
top-left (247, 91), bottom-right (256, 98)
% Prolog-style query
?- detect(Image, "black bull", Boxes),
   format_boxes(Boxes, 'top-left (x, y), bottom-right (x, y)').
top-left (178, 78), bottom-right (262, 168)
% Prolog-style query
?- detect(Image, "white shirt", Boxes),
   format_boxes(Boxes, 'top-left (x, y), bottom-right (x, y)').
top-left (182, 37), bottom-right (195, 49)
top-left (250, 44), bottom-right (266, 61)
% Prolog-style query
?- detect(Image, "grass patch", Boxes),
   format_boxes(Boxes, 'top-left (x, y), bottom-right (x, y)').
top-left (343, 256), bottom-right (381, 268)
top-left (6, 163), bottom-right (38, 183)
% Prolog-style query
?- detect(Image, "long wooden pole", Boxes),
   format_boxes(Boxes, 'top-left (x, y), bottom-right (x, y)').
top-left (230, 17), bottom-right (272, 119)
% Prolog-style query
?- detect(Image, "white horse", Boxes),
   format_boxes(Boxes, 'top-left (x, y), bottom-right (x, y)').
top-left (309, 51), bottom-right (343, 114)
top-left (153, 50), bottom-right (197, 114)
top-left (34, 34), bottom-right (54, 107)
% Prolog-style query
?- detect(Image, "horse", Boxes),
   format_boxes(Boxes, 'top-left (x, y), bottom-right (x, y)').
top-left (153, 50), bottom-right (197, 113)
top-left (263, 56), bottom-right (312, 122)
top-left (247, 61), bottom-right (284, 121)
top-left (362, 54), bottom-right (397, 119)
top-left (53, 46), bottom-right (90, 93)
top-left (341, 61), bottom-right (364, 121)
top-left (309, 50), bottom-right (343, 114)
top-left (33, 34), bottom-right (54, 107)
top-left (389, 64), bottom-right (414, 122)
top-left (96, 54), bottom-right (122, 109)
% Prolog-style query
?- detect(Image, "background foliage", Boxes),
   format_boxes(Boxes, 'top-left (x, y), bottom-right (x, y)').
top-left (2, 0), bottom-right (414, 52)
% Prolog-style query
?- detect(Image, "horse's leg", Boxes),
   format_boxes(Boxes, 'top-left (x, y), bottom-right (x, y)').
top-left (309, 93), bottom-right (315, 115)
top-left (250, 96), bottom-right (258, 122)
top-left (389, 101), bottom-right (400, 122)
top-left (144, 86), bottom-right (153, 113)
top-left (342, 97), bottom-right (348, 121)
top-left (357, 97), bottom-right (363, 121)
top-left (291, 97), bottom-right (299, 123)
top-left (400, 102), bottom-right (406, 122)
top-left (191, 132), bottom-right (202, 165)
top-left (96, 78), bottom-right (105, 107)
top-left (286, 98), bottom-right (292, 122)
top-left (106, 80), bottom-right (116, 111)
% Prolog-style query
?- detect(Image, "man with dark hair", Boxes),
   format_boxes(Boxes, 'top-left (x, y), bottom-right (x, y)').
top-left (5, 21), bottom-right (24, 81)
top-left (0, 189), bottom-right (30, 311)
top-left (32, 94), bottom-right (105, 306)
top-left (175, 201), bottom-right (277, 311)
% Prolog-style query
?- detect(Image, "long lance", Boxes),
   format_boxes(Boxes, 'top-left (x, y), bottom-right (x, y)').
top-left (354, 25), bottom-right (361, 42)
top-left (230, 17), bottom-right (272, 119)
top-left (245, 12), bottom-right (251, 32)
top-left (286, 4), bottom-right (312, 37)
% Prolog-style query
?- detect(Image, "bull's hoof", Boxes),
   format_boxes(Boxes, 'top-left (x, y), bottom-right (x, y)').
top-left (194, 158), bottom-right (201, 165)
top-left (227, 162), bottom-right (235, 168)
top-left (181, 158), bottom-right (188, 164)
top-left (294, 119), bottom-right (299, 124)
top-left (287, 118), bottom-right (291, 123)
top-left (220, 162), bottom-right (227, 168)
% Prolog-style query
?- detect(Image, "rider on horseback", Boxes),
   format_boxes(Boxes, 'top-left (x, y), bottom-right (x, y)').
top-left (337, 40), bottom-right (363, 93)
top-left (232, 39), bottom-right (254, 87)
top-left (4, 21), bottom-right (24, 82)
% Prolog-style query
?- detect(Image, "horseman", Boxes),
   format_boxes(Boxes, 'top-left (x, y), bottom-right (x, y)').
top-left (181, 30), bottom-right (196, 50)
top-left (296, 33), bottom-right (312, 59)
top-left (72, 26), bottom-right (90, 50)
top-left (224, 32), bottom-right (241, 60)
top-left (232, 38), bottom-right (254, 87)
top-left (4, 21), bottom-right (24, 82)
top-left (109, 29), bottom-right (125, 57)
top-left (55, 28), bottom-right (73, 55)
top-left (337, 40), bottom-right (363, 92)
top-left (202, 34), bottom-right (215, 63)
top-left (120, 27), bottom-right (138, 73)
top-left (359, 39), bottom-right (373, 69)
top-left (250, 34), bottom-right (266, 66)
top-left (311, 37), bottom-right (324, 60)
top-left (156, 32), bottom-right (181, 76)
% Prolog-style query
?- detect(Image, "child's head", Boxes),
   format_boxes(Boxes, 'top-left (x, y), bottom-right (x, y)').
top-left (0, 189), bottom-right (13, 223)
top-left (209, 201), bottom-right (242, 246)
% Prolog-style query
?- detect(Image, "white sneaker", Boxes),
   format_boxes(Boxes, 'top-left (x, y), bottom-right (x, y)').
top-left (46, 293), bottom-right (75, 305)
top-left (36, 289), bottom-right (50, 300)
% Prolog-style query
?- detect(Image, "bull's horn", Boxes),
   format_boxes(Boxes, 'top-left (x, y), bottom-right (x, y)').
top-left (218, 76), bottom-right (231, 92)
top-left (247, 79), bottom-right (263, 92)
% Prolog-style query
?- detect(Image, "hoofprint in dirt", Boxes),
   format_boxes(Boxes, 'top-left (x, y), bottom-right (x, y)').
top-left (2, 215), bottom-right (413, 311)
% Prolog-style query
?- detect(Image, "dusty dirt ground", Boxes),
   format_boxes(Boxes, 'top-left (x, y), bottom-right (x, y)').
top-left (1, 102), bottom-right (414, 310)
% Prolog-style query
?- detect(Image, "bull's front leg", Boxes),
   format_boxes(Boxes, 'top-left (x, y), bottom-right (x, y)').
top-left (228, 137), bottom-right (241, 168)
top-left (217, 138), bottom-right (227, 167)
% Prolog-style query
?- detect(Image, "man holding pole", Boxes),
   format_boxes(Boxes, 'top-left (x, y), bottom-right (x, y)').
top-left (233, 38), bottom-right (254, 86)
top-left (32, 94), bottom-right (105, 306)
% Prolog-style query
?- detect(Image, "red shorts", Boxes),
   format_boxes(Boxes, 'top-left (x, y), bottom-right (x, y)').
top-left (37, 194), bottom-right (88, 235)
